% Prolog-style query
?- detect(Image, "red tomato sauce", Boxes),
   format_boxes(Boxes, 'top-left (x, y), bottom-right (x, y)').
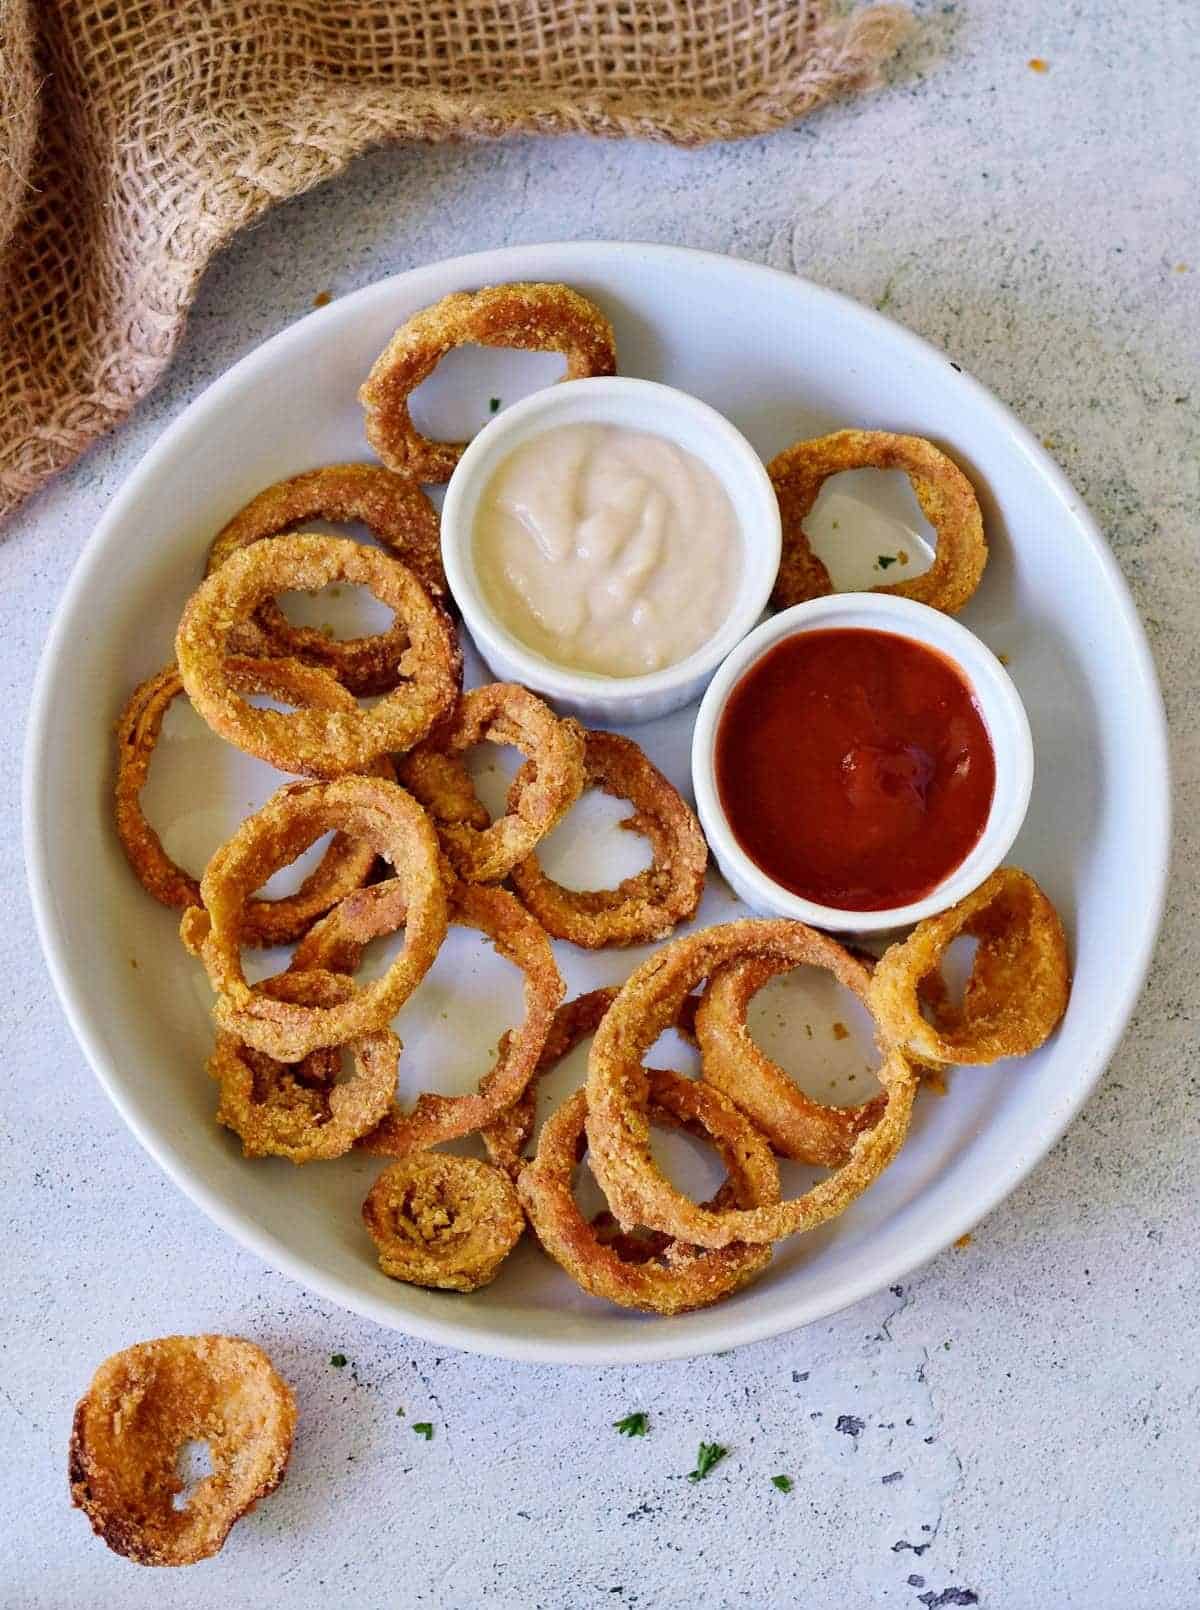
top-left (715, 628), bottom-right (995, 911)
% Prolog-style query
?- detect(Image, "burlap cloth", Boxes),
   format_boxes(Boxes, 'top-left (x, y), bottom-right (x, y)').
top-left (0, 1), bottom-right (911, 525)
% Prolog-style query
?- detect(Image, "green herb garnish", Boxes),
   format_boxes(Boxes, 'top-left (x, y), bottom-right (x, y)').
top-left (613, 1412), bottom-right (649, 1437)
top-left (688, 1441), bottom-right (728, 1481)
top-left (412, 1422), bottom-right (434, 1440)
top-left (771, 1474), bottom-right (793, 1493)
top-left (330, 1353), bottom-right (347, 1368)
top-left (489, 397), bottom-right (502, 414)
top-left (877, 554), bottom-right (898, 569)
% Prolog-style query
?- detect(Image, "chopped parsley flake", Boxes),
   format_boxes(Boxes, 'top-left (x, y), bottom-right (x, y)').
top-left (412, 1422), bottom-right (434, 1440)
top-left (330, 1353), bottom-right (348, 1368)
top-left (771, 1474), bottom-right (793, 1493)
top-left (877, 554), bottom-right (898, 569)
top-left (613, 1412), bottom-right (649, 1437)
top-left (688, 1441), bottom-right (728, 1481)
top-left (489, 397), bottom-right (502, 413)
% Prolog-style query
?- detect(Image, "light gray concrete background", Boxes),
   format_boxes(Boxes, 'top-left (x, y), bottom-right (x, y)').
top-left (3, 0), bottom-right (1197, 1604)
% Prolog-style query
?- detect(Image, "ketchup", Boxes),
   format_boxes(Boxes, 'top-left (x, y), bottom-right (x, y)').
top-left (715, 628), bottom-right (995, 911)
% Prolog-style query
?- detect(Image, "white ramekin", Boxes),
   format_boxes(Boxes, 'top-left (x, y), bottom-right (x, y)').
top-left (440, 376), bottom-right (781, 724)
top-left (691, 593), bottom-right (1034, 934)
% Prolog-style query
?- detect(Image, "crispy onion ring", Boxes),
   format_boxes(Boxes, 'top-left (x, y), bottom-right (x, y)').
top-left (362, 1153), bottom-right (525, 1291)
top-left (210, 971), bottom-right (399, 1163)
top-left (400, 683), bottom-right (586, 883)
top-left (69, 1335), bottom-right (295, 1566)
top-left (359, 282), bottom-right (617, 483)
top-left (176, 534), bottom-right (461, 776)
top-left (508, 730), bottom-right (707, 948)
top-left (695, 952), bottom-right (886, 1167)
top-left (585, 920), bottom-right (918, 1249)
top-left (292, 876), bottom-right (563, 1152)
top-left (769, 430), bottom-right (987, 615)
top-left (206, 464), bottom-right (447, 696)
top-left (115, 658), bottom-right (386, 946)
top-left (868, 866), bottom-right (1071, 1064)
top-left (182, 776), bottom-right (447, 1060)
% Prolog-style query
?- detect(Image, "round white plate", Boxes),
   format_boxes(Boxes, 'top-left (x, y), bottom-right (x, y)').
top-left (24, 242), bottom-right (1169, 1364)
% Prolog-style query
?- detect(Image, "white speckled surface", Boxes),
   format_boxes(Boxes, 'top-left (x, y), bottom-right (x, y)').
top-left (3, 1), bottom-right (1197, 1603)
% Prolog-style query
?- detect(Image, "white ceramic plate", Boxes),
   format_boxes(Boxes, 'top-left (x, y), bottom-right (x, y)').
top-left (25, 242), bottom-right (1169, 1364)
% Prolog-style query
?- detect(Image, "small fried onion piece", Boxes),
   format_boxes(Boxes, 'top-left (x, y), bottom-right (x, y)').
top-left (206, 464), bottom-right (447, 696)
top-left (176, 533), bottom-right (460, 776)
top-left (508, 730), bottom-right (707, 948)
top-left (359, 282), bottom-right (617, 483)
top-left (586, 920), bottom-right (918, 1250)
top-left (769, 429), bottom-right (987, 615)
top-left (182, 775), bottom-right (447, 1061)
top-left (69, 1335), bottom-right (295, 1566)
top-left (362, 1154), bottom-right (524, 1292)
top-left (210, 971), bottom-right (399, 1163)
top-left (115, 658), bottom-right (387, 946)
top-left (400, 683), bottom-right (586, 883)
top-left (868, 866), bottom-right (1071, 1065)
top-left (292, 876), bottom-right (564, 1153)
top-left (695, 952), bottom-right (886, 1168)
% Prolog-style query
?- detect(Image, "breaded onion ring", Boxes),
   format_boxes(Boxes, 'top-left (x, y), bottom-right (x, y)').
top-left (520, 1070), bottom-right (779, 1316)
top-left (114, 658), bottom-right (386, 946)
top-left (508, 730), bottom-right (707, 948)
top-left (69, 1335), bottom-right (295, 1566)
top-left (586, 920), bottom-right (918, 1249)
top-left (292, 876), bottom-right (563, 1152)
top-left (694, 952), bottom-right (886, 1167)
top-left (400, 683), bottom-right (586, 883)
top-left (868, 866), bottom-right (1071, 1065)
top-left (769, 430), bottom-right (987, 615)
top-left (210, 971), bottom-right (400, 1163)
top-left (362, 1154), bottom-right (524, 1291)
top-left (359, 282), bottom-right (617, 482)
top-left (176, 534), bottom-right (460, 776)
top-left (206, 464), bottom-right (447, 696)
top-left (182, 776), bottom-right (447, 1060)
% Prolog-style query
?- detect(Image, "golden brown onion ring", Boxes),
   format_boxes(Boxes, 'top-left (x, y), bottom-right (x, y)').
top-left (400, 683), bottom-right (586, 883)
top-left (868, 866), bottom-right (1071, 1065)
top-left (176, 534), bottom-right (460, 776)
top-left (69, 1335), bottom-right (295, 1566)
top-left (115, 658), bottom-right (386, 946)
top-left (586, 920), bottom-right (918, 1249)
top-left (769, 430), bottom-right (987, 615)
top-left (359, 282), bottom-right (617, 483)
top-left (362, 1153), bottom-right (524, 1291)
top-left (508, 730), bottom-right (707, 948)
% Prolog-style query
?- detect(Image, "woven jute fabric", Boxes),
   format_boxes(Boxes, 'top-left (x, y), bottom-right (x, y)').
top-left (0, 1), bottom-right (910, 524)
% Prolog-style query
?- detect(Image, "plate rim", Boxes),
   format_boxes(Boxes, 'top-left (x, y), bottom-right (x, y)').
top-left (23, 239), bottom-right (1172, 1365)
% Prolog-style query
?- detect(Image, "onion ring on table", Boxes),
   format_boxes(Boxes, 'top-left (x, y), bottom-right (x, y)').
top-left (362, 1153), bottom-right (525, 1292)
top-left (69, 1335), bottom-right (295, 1566)
top-left (769, 430), bottom-right (987, 614)
top-left (694, 951), bottom-right (886, 1167)
top-left (181, 775), bottom-right (447, 1060)
top-left (359, 282), bottom-right (617, 483)
top-left (508, 730), bottom-right (708, 948)
top-left (206, 464), bottom-right (447, 696)
top-left (399, 683), bottom-right (586, 883)
top-left (519, 1070), bottom-right (779, 1316)
top-left (291, 876), bottom-right (563, 1153)
top-left (209, 972), bottom-right (399, 1163)
top-left (585, 920), bottom-right (919, 1250)
top-left (176, 534), bottom-right (461, 776)
top-left (868, 866), bottom-right (1071, 1065)
top-left (114, 658), bottom-right (388, 946)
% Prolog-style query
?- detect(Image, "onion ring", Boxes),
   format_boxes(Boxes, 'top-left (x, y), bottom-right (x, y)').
top-left (291, 876), bottom-right (563, 1152)
top-left (69, 1335), bottom-right (295, 1566)
top-left (176, 533), bottom-right (461, 776)
top-left (206, 463), bottom-right (447, 696)
top-left (508, 730), bottom-right (707, 947)
top-left (115, 658), bottom-right (387, 946)
top-left (362, 1153), bottom-right (525, 1291)
top-left (359, 282), bottom-right (617, 483)
top-left (868, 866), bottom-right (1071, 1064)
top-left (181, 775), bottom-right (447, 1060)
top-left (694, 952), bottom-right (886, 1167)
top-left (585, 920), bottom-right (918, 1249)
top-left (769, 430), bottom-right (987, 615)
top-left (399, 683), bottom-right (586, 883)
top-left (210, 971), bottom-right (400, 1163)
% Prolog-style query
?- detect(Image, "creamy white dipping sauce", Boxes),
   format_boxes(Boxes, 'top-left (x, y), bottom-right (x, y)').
top-left (472, 422), bottom-right (742, 678)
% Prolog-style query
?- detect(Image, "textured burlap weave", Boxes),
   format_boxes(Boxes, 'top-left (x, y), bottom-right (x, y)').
top-left (0, 1), bottom-right (911, 524)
